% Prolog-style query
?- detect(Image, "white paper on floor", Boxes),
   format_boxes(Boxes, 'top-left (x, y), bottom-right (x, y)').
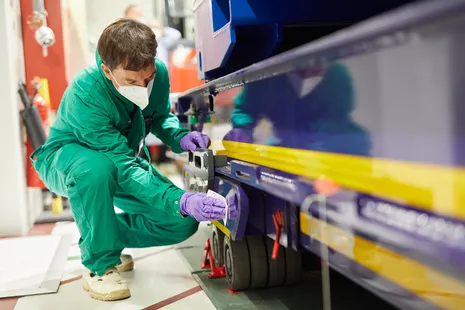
top-left (0, 234), bottom-right (72, 298)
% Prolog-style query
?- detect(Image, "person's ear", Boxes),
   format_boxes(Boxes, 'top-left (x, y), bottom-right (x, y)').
top-left (101, 63), bottom-right (112, 80)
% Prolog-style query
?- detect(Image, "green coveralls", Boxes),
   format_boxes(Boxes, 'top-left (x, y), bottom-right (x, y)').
top-left (31, 54), bottom-right (198, 276)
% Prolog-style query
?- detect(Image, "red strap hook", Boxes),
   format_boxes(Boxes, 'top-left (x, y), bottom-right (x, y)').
top-left (272, 210), bottom-right (284, 260)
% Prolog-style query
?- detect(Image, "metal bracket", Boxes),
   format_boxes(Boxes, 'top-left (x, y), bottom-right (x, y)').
top-left (184, 150), bottom-right (227, 193)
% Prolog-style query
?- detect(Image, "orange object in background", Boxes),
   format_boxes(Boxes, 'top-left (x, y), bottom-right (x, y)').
top-left (167, 42), bottom-right (240, 106)
top-left (214, 88), bottom-right (241, 107)
top-left (168, 46), bottom-right (204, 93)
top-left (26, 78), bottom-right (51, 189)
top-left (148, 145), bottom-right (160, 163)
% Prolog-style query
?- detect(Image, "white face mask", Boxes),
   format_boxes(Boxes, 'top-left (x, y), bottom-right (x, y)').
top-left (110, 71), bottom-right (153, 110)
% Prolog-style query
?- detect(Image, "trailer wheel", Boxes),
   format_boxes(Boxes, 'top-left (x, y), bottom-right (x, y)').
top-left (284, 247), bottom-right (302, 285)
top-left (224, 236), bottom-right (251, 290)
top-left (211, 225), bottom-right (225, 267)
top-left (265, 237), bottom-right (286, 287)
top-left (246, 236), bottom-right (268, 288)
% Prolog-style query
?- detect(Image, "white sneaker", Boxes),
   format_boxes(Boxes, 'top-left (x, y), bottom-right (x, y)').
top-left (82, 267), bottom-right (130, 301)
top-left (116, 254), bottom-right (134, 272)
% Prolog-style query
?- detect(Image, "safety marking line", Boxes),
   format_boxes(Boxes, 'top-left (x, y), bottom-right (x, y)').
top-left (142, 286), bottom-right (202, 310)
top-left (60, 275), bottom-right (82, 285)
top-left (27, 223), bottom-right (56, 236)
top-left (0, 298), bottom-right (18, 310)
top-left (0, 235), bottom-right (19, 239)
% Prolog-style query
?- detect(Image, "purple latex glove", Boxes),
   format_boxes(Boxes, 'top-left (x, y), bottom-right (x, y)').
top-left (223, 128), bottom-right (252, 143)
top-left (180, 192), bottom-right (237, 222)
top-left (180, 132), bottom-right (210, 151)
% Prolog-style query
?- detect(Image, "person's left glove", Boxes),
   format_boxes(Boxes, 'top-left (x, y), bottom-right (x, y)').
top-left (180, 132), bottom-right (210, 151)
top-left (180, 192), bottom-right (237, 222)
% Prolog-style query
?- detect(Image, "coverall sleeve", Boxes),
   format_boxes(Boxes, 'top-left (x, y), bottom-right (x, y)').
top-left (66, 93), bottom-right (185, 217)
top-left (150, 63), bottom-right (189, 153)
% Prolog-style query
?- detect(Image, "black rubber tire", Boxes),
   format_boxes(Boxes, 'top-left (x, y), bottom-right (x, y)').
top-left (246, 236), bottom-right (268, 289)
top-left (265, 237), bottom-right (286, 287)
top-left (224, 236), bottom-right (251, 291)
top-left (284, 246), bottom-right (302, 285)
top-left (211, 225), bottom-right (225, 267)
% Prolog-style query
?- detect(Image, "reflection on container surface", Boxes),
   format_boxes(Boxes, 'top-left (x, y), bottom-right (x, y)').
top-left (208, 25), bottom-right (465, 308)
top-left (223, 63), bottom-right (371, 157)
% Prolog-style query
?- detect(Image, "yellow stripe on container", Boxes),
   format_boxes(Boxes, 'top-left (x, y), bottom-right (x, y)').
top-left (219, 141), bottom-right (465, 221)
top-left (300, 212), bottom-right (465, 310)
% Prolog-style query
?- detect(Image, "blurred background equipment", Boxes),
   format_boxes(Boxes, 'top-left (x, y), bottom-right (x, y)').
top-left (27, 0), bottom-right (55, 57)
top-left (169, 39), bottom-right (204, 92)
top-left (18, 77), bottom-right (72, 224)
top-left (18, 81), bottom-right (46, 151)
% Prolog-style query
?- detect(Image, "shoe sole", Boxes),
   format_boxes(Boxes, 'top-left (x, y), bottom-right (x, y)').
top-left (83, 279), bottom-right (131, 301)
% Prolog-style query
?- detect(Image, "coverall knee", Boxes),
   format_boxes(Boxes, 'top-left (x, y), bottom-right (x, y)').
top-left (34, 143), bottom-right (197, 276)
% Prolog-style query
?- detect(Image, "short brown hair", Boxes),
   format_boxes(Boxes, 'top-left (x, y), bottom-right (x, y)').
top-left (98, 19), bottom-right (157, 71)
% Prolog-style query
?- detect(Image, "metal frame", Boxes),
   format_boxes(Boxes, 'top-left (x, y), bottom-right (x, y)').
top-left (178, 0), bottom-right (465, 99)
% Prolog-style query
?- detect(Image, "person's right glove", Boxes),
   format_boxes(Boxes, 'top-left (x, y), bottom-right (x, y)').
top-left (180, 131), bottom-right (210, 151)
top-left (180, 192), bottom-right (237, 222)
